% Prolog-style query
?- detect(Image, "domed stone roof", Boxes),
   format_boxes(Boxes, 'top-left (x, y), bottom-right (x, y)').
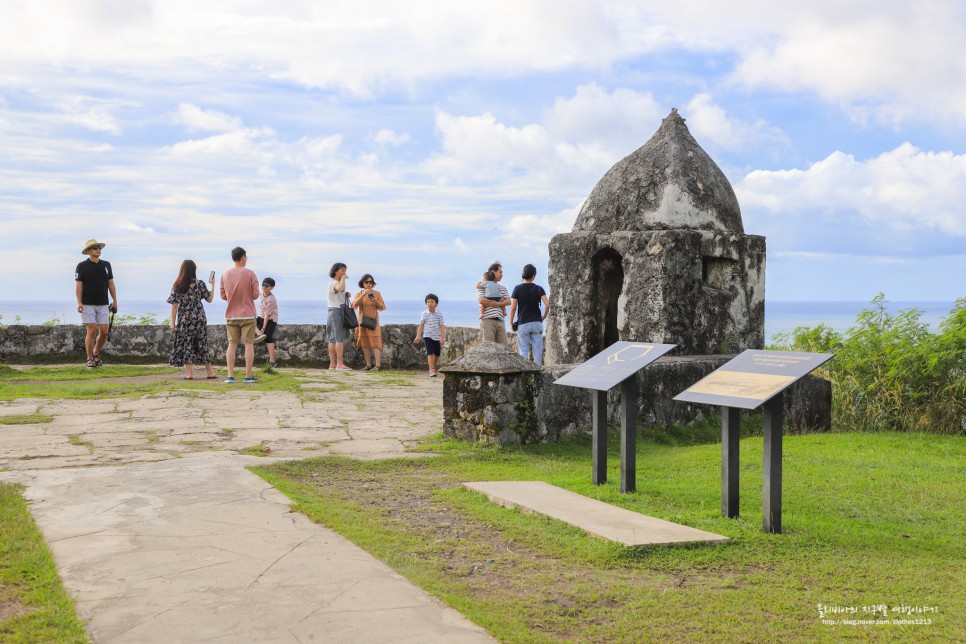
top-left (572, 109), bottom-right (744, 234)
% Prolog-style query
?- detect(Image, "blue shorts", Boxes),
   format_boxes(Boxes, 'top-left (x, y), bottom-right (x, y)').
top-left (423, 337), bottom-right (441, 356)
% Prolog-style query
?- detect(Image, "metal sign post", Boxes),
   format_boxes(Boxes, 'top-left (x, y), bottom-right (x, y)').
top-left (555, 341), bottom-right (676, 493)
top-left (674, 349), bottom-right (833, 533)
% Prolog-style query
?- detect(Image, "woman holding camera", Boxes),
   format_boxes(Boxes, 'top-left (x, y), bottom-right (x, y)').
top-left (351, 273), bottom-right (386, 370)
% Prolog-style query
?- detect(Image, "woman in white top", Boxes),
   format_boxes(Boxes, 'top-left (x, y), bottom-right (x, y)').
top-left (326, 263), bottom-right (352, 370)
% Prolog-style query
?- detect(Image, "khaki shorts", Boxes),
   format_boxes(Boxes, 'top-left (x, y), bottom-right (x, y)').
top-left (480, 318), bottom-right (509, 345)
top-left (226, 318), bottom-right (257, 344)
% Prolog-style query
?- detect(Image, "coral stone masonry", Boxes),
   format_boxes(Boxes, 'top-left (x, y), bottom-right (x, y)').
top-left (546, 108), bottom-right (765, 363)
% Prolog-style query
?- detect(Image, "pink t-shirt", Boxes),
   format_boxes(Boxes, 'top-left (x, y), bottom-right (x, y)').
top-left (220, 267), bottom-right (259, 319)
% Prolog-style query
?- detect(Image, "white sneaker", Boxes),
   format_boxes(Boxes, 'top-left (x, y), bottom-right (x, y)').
top-left (253, 334), bottom-right (267, 344)
top-left (429, 370), bottom-right (438, 377)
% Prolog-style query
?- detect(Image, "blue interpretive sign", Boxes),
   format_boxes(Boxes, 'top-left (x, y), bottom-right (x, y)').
top-left (674, 349), bottom-right (833, 409)
top-left (554, 341), bottom-right (677, 391)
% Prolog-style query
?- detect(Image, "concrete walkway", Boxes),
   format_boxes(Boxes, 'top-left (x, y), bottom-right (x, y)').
top-left (0, 369), bottom-right (494, 643)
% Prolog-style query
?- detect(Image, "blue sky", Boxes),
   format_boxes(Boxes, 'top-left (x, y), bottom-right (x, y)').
top-left (2, 0), bottom-right (964, 304)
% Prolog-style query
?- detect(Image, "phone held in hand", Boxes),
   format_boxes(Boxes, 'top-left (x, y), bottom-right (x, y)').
top-left (209, 270), bottom-right (215, 281)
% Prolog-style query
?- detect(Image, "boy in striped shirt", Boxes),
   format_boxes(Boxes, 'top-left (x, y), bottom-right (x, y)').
top-left (414, 294), bottom-right (445, 377)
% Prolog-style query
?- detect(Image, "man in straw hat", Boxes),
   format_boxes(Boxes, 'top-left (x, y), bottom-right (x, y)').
top-left (75, 239), bottom-right (118, 368)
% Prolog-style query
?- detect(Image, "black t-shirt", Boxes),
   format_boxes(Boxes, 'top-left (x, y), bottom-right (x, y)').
top-left (511, 282), bottom-right (546, 325)
top-left (75, 259), bottom-right (114, 305)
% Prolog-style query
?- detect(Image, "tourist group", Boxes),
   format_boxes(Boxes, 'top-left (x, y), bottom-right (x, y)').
top-left (74, 239), bottom-right (550, 382)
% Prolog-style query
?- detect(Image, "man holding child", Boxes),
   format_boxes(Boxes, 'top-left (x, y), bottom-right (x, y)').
top-left (476, 261), bottom-right (511, 345)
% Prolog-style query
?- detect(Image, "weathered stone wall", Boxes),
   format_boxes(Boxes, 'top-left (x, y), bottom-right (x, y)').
top-left (545, 229), bottom-right (765, 363)
top-left (0, 324), bottom-right (488, 369)
top-left (443, 351), bottom-right (831, 446)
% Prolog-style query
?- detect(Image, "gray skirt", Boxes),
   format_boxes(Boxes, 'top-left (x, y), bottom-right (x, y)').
top-left (327, 307), bottom-right (349, 343)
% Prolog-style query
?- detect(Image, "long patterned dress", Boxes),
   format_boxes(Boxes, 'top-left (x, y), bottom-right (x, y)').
top-left (167, 280), bottom-right (212, 366)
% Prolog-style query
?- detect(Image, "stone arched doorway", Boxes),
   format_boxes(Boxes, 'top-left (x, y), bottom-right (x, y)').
top-left (590, 248), bottom-right (624, 355)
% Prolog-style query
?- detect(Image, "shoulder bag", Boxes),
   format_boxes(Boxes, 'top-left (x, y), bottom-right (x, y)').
top-left (341, 293), bottom-right (359, 329)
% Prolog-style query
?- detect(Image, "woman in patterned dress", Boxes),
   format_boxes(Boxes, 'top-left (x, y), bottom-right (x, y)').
top-left (167, 259), bottom-right (216, 379)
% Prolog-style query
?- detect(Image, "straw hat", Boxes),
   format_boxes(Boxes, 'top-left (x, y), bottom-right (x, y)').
top-left (82, 239), bottom-right (106, 255)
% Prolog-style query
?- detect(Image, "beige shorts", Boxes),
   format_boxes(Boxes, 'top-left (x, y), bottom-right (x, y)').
top-left (480, 318), bottom-right (509, 345)
top-left (226, 318), bottom-right (257, 344)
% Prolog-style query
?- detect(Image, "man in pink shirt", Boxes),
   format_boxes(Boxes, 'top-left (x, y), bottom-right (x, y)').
top-left (219, 246), bottom-right (260, 383)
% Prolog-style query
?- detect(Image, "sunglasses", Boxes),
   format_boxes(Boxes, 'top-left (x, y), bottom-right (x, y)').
top-left (363, 280), bottom-right (374, 284)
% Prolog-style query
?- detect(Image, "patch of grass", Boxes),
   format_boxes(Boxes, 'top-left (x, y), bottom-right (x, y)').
top-left (239, 442), bottom-right (272, 457)
top-left (0, 482), bottom-right (89, 642)
top-left (0, 365), bottom-right (309, 401)
top-left (0, 414), bottom-right (55, 426)
top-left (66, 435), bottom-right (93, 453)
top-left (0, 365), bottom-right (175, 382)
top-left (254, 431), bottom-right (965, 642)
top-left (368, 370), bottom-right (416, 387)
top-left (141, 431), bottom-right (160, 444)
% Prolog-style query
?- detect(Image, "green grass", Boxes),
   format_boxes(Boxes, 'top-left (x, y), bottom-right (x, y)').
top-left (254, 431), bottom-right (965, 642)
top-left (239, 443), bottom-right (272, 457)
top-left (0, 414), bottom-right (54, 425)
top-left (0, 483), bottom-right (89, 642)
top-left (0, 364), bottom-right (308, 401)
top-left (0, 365), bottom-right (174, 382)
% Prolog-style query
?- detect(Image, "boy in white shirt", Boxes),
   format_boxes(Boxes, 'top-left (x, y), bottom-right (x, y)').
top-left (413, 294), bottom-right (445, 377)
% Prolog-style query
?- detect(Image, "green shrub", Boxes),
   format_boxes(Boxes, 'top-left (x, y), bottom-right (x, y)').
top-left (773, 294), bottom-right (965, 434)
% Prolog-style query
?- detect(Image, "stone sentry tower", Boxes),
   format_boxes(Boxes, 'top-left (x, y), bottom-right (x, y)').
top-left (545, 109), bottom-right (765, 364)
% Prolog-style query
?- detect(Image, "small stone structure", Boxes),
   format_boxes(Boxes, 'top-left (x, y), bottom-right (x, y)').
top-left (546, 109), bottom-right (765, 363)
top-left (440, 343), bottom-right (541, 445)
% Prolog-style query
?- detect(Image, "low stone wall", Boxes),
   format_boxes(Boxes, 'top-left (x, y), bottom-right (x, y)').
top-left (443, 348), bottom-right (832, 445)
top-left (0, 324), bottom-right (487, 369)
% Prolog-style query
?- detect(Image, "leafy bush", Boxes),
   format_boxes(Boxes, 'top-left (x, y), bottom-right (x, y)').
top-left (772, 294), bottom-right (965, 435)
top-left (112, 313), bottom-right (159, 325)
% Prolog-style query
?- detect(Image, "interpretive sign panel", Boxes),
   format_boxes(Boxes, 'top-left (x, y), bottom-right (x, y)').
top-left (674, 349), bottom-right (834, 409)
top-left (554, 341), bottom-right (677, 391)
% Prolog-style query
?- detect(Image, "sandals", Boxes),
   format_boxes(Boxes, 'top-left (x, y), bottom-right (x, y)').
top-left (86, 359), bottom-right (96, 368)
top-left (93, 354), bottom-right (102, 367)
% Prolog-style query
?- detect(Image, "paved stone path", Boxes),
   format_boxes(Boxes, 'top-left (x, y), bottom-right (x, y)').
top-left (0, 369), bottom-right (444, 471)
top-left (0, 369), bottom-right (494, 643)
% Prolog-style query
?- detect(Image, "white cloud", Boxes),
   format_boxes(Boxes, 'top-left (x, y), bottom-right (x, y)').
top-left (373, 129), bottom-right (410, 146)
top-left (176, 103), bottom-right (242, 132)
top-left (502, 205), bottom-right (581, 255)
top-left (684, 93), bottom-right (789, 152)
top-left (120, 221), bottom-right (156, 234)
top-left (740, 143), bottom-right (966, 235)
top-left (61, 95), bottom-right (122, 134)
top-left (3, 1), bottom-right (964, 125)
top-left (737, 143), bottom-right (966, 257)
top-left (424, 84), bottom-right (670, 195)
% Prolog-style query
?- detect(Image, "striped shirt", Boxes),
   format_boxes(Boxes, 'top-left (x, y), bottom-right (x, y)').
top-left (259, 292), bottom-right (278, 322)
top-left (477, 284), bottom-right (509, 321)
top-left (420, 310), bottom-right (444, 340)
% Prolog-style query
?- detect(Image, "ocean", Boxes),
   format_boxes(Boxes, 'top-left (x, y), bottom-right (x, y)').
top-left (0, 299), bottom-right (957, 341)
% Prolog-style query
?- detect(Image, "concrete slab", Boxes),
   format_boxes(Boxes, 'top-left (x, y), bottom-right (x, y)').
top-left (463, 481), bottom-right (729, 547)
top-left (17, 454), bottom-right (493, 643)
